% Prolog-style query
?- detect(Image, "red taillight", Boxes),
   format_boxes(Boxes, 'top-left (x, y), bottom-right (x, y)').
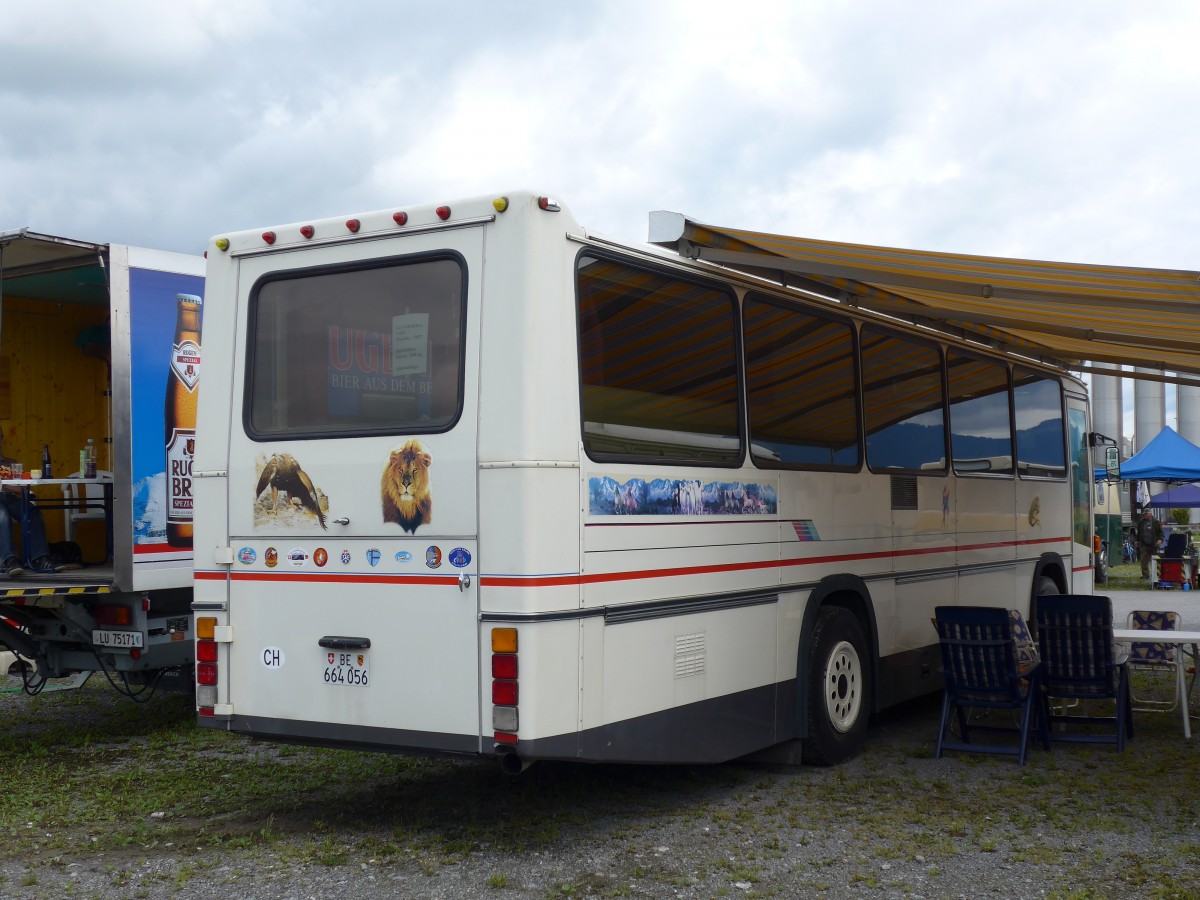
top-left (436, 206), bottom-right (451, 220)
top-left (393, 211), bottom-right (408, 225)
top-left (197, 640), bottom-right (217, 663)
top-left (346, 218), bottom-right (361, 233)
top-left (490, 628), bottom-right (518, 738)
top-left (492, 654), bottom-right (517, 679)
top-left (197, 662), bottom-right (218, 686)
top-left (492, 680), bottom-right (518, 705)
top-left (300, 225), bottom-right (315, 239)
top-left (262, 231), bottom-right (276, 245)
top-left (537, 196), bottom-right (561, 211)
top-left (94, 605), bottom-right (131, 626)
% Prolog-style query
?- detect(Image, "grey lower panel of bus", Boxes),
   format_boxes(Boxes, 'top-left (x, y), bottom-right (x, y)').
top-left (196, 645), bottom-right (939, 764)
top-left (197, 714), bottom-right (482, 757)
top-left (523, 680), bottom-right (796, 764)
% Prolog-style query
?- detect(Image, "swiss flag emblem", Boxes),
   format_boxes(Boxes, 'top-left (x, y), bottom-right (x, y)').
top-left (327, 653), bottom-right (335, 665)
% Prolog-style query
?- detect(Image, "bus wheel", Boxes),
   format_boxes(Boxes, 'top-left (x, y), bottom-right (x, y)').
top-left (802, 606), bottom-right (870, 766)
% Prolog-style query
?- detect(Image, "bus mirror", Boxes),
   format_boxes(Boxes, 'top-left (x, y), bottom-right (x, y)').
top-left (1105, 445), bottom-right (1120, 482)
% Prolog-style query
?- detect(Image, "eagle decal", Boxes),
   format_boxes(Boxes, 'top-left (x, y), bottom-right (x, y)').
top-left (255, 453), bottom-right (327, 529)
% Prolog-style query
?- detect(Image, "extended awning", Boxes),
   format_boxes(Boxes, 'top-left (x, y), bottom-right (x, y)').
top-left (648, 212), bottom-right (1200, 387)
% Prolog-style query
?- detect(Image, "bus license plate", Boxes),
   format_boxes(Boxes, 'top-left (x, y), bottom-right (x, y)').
top-left (323, 651), bottom-right (369, 687)
top-left (93, 630), bottom-right (144, 649)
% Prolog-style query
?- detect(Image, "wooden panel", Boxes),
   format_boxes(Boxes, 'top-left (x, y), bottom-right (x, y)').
top-left (1, 295), bottom-right (109, 547)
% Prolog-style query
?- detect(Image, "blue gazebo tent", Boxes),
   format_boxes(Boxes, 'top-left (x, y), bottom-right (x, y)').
top-left (1148, 484), bottom-right (1200, 508)
top-left (1120, 427), bottom-right (1200, 483)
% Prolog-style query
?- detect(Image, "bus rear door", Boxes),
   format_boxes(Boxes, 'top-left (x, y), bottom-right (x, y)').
top-left (221, 225), bottom-right (483, 754)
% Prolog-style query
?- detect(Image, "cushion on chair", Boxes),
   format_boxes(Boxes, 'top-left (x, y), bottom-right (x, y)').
top-left (1128, 609), bottom-right (1178, 663)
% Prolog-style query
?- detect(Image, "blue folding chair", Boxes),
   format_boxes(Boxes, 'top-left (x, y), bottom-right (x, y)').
top-left (1035, 594), bottom-right (1133, 751)
top-left (933, 606), bottom-right (1049, 765)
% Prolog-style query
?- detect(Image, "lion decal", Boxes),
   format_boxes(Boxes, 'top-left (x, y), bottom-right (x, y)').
top-left (382, 440), bottom-right (432, 533)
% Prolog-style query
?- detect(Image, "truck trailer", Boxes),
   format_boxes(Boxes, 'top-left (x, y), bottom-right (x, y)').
top-left (0, 229), bottom-right (202, 697)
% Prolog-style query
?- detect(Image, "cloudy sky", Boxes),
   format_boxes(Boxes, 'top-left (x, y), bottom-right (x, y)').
top-left (2, 1), bottom-right (1197, 435)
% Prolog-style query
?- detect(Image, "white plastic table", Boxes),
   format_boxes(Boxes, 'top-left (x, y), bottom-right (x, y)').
top-left (1113, 627), bottom-right (1200, 739)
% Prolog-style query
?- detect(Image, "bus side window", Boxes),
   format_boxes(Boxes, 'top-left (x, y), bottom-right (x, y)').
top-left (1013, 369), bottom-right (1066, 478)
top-left (947, 350), bottom-right (1013, 475)
top-left (862, 326), bottom-right (946, 473)
top-left (744, 293), bottom-right (860, 469)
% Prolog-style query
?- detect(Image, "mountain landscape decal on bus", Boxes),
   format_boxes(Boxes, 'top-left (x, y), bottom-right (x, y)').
top-left (589, 476), bottom-right (777, 516)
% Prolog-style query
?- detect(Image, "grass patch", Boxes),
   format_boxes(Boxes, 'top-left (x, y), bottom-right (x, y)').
top-left (1101, 561), bottom-right (1158, 591)
top-left (2, 641), bottom-right (1200, 896)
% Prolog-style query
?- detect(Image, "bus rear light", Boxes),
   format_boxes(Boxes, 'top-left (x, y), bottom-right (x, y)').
top-left (538, 196), bottom-right (561, 211)
top-left (436, 206), bottom-right (451, 220)
top-left (300, 225), bottom-right (315, 239)
top-left (346, 218), bottom-right (361, 233)
top-left (197, 685), bottom-right (218, 708)
top-left (494, 731), bottom-right (517, 745)
top-left (492, 196), bottom-right (509, 213)
top-left (94, 604), bottom-right (131, 626)
top-left (393, 211), bottom-right (408, 226)
top-left (262, 231), bottom-right (277, 245)
top-left (492, 654), bottom-right (517, 679)
top-left (493, 707), bottom-right (518, 731)
top-left (492, 680), bottom-right (518, 705)
top-left (491, 628), bottom-right (517, 653)
top-left (130, 648), bottom-right (141, 661)
top-left (197, 662), bottom-right (218, 686)
top-left (198, 706), bottom-right (215, 718)
top-left (214, 238), bottom-right (230, 251)
top-left (197, 639), bottom-right (218, 663)
top-left (196, 616), bottom-right (216, 640)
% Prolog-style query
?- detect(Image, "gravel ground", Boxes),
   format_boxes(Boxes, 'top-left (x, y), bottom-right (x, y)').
top-left (2, 588), bottom-right (1198, 899)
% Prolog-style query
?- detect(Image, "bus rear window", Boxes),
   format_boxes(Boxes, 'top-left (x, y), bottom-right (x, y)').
top-left (245, 256), bottom-right (465, 438)
top-left (577, 254), bottom-right (741, 465)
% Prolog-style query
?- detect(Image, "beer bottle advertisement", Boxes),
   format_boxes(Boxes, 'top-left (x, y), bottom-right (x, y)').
top-left (128, 268), bottom-right (204, 555)
top-left (166, 294), bottom-right (202, 547)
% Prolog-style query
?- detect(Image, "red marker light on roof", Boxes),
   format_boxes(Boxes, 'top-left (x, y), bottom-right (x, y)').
top-left (262, 231), bottom-right (277, 245)
top-left (537, 197), bottom-right (561, 212)
top-left (436, 206), bottom-right (451, 220)
top-left (300, 225), bottom-right (315, 239)
top-left (393, 211), bottom-right (408, 226)
top-left (346, 218), bottom-right (361, 233)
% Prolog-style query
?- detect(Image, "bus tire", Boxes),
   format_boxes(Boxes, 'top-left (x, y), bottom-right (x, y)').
top-left (1095, 545), bottom-right (1109, 583)
top-left (802, 606), bottom-right (870, 766)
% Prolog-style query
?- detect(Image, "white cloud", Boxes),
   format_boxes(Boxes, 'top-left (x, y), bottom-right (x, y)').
top-left (0, 0), bottom-right (1197, 266)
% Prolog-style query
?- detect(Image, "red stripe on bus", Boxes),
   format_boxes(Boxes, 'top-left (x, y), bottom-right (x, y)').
top-left (481, 535), bottom-right (1073, 587)
top-left (227, 571), bottom-right (460, 586)
top-left (200, 535), bottom-right (1073, 589)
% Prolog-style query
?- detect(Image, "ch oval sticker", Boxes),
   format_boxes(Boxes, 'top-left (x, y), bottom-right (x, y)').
top-left (262, 646), bottom-right (285, 669)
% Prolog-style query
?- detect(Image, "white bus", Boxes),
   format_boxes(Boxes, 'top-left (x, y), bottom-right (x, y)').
top-left (192, 191), bottom-right (1094, 769)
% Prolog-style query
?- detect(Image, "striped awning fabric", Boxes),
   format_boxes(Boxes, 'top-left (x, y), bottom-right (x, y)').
top-left (648, 212), bottom-right (1200, 385)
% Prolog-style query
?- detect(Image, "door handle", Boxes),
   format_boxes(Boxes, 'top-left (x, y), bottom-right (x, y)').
top-left (458, 573), bottom-right (471, 591)
top-left (332, 517), bottom-right (350, 525)
top-left (318, 636), bottom-right (371, 650)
